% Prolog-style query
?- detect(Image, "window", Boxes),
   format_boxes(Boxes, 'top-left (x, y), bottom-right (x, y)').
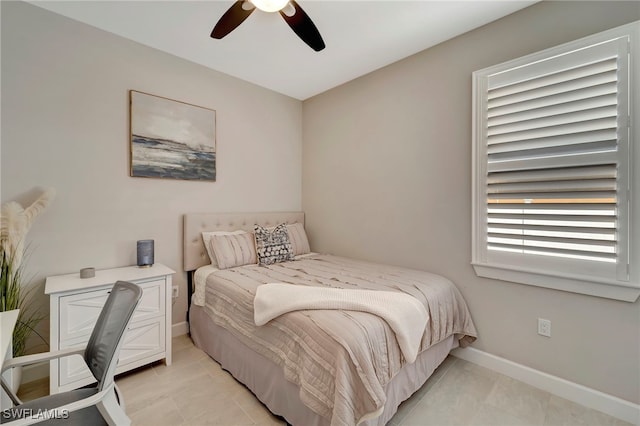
top-left (472, 22), bottom-right (640, 302)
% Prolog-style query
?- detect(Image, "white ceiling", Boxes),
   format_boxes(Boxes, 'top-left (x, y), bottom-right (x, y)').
top-left (29, 0), bottom-right (538, 100)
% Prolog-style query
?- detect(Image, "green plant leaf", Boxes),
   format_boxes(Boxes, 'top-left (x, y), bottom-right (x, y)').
top-left (1, 250), bottom-right (47, 356)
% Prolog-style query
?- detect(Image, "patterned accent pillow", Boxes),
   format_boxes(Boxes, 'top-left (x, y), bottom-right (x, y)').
top-left (254, 223), bottom-right (294, 266)
top-left (211, 232), bottom-right (257, 270)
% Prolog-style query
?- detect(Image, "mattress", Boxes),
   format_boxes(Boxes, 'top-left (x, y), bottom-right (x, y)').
top-left (191, 254), bottom-right (477, 426)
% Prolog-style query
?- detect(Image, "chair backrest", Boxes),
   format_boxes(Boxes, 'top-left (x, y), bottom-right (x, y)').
top-left (84, 281), bottom-right (143, 391)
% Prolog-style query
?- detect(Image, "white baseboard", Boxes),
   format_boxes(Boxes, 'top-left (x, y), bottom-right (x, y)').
top-left (171, 321), bottom-right (189, 337)
top-left (451, 347), bottom-right (640, 425)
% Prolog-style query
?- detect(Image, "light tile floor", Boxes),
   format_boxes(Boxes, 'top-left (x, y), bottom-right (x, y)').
top-left (17, 335), bottom-right (633, 426)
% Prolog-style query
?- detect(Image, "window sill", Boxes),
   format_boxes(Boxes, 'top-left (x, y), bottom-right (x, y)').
top-left (472, 262), bottom-right (640, 302)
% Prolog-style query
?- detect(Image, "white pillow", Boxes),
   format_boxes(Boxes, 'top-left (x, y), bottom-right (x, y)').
top-left (211, 232), bottom-right (257, 270)
top-left (264, 223), bottom-right (311, 257)
top-left (286, 223), bottom-right (311, 256)
top-left (201, 230), bottom-right (246, 268)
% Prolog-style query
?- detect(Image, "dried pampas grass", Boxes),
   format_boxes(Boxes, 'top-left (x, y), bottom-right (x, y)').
top-left (0, 188), bottom-right (56, 267)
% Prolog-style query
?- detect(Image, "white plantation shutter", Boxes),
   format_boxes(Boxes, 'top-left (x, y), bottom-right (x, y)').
top-left (472, 22), bottom-right (640, 301)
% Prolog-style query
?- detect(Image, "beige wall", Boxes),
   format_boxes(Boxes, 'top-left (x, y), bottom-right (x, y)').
top-left (302, 1), bottom-right (640, 404)
top-left (1, 1), bottom-right (302, 335)
top-left (3, 0), bottom-right (640, 406)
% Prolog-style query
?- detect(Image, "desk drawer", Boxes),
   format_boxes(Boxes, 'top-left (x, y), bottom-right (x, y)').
top-left (59, 279), bottom-right (165, 342)
top-left (58, 316), bottom-right (166, 388)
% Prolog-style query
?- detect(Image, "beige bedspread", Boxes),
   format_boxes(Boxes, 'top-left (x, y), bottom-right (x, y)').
top-left (202, 254), bottom-right (477, 426)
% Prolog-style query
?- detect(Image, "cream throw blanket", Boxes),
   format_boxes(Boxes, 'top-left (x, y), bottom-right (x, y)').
top-left (254, 283), bottom-right (429, 363)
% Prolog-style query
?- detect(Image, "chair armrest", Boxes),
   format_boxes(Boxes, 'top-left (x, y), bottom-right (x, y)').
top-left (1, 384), bottom-right (119, 426)
top-left (0, 348), bottom-right (85, 408)
top-left (1, 348), bottom-right (85, 375)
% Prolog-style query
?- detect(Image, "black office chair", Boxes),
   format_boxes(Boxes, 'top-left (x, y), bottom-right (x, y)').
top-left (1, 281), bottom-right (143, 425)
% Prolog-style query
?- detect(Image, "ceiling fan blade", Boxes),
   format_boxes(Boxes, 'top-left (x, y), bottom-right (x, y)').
top-left (211, 1), bottom-right (255, 39)
top-left (279, 1), bottom-right (325, 52)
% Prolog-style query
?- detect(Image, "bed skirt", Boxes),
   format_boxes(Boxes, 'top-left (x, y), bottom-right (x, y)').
top-left (189, 304), bottom-right (457, 426)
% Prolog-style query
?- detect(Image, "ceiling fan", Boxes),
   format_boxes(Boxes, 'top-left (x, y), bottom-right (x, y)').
top-left (211, 0), bottom-right (325, 52)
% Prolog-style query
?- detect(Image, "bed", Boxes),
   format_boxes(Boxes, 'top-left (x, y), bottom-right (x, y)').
top-left (183, 212), bottom-right (477, 426)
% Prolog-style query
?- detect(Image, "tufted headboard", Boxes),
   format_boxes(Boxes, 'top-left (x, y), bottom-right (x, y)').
top-left (183, 211), bottom-right (305, 272)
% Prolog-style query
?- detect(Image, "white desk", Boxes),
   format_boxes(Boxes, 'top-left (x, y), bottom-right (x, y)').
top-left (46, 265), bottom-right (173, 393)
top-left (0, 309), bottom-right (19, 411)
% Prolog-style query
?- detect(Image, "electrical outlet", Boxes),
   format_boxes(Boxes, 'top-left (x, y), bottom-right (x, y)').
top-left (538, 318), bottom-right (551, 337)
top-left (172, 286), bottom-right (179, 299)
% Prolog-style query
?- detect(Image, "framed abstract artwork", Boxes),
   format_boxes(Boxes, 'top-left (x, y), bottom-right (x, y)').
top-left (129, 90), bottom-right (216, 181)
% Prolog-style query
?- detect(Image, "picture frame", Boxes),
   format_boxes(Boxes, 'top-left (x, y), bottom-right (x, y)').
top-left (129, 90), bottom-right (216, 181)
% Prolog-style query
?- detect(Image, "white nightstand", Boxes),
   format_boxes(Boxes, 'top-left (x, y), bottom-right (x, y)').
top-left (45, 264), bottom-right (175, 394)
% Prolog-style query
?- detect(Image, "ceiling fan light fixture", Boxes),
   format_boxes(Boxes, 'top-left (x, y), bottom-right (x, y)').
top-left (211, 0), bottom-right (324, 51)
top-left (250, 0), bottom-right (289, 13)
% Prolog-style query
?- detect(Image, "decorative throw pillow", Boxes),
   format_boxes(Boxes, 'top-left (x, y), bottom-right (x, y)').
top-left (286, 223), bottom-right (311, 256)
top-left (254, 223), bottom-right (294, 266)
top-left (211, 232), bottom-right (257, 270)
top-left (201, 230), bottom-right (246, 268)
